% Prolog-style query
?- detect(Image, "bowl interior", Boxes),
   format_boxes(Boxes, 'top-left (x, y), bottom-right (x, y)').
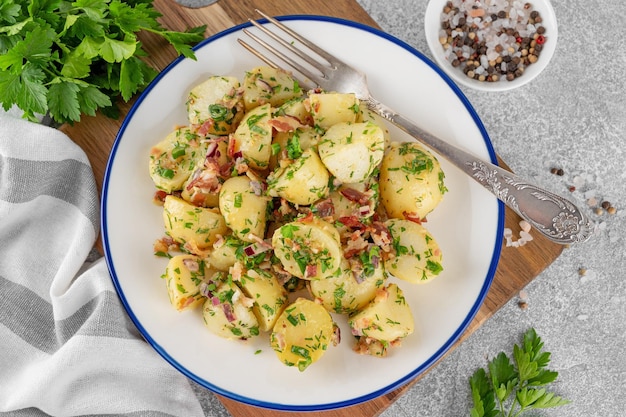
top-left (103, 16), bottom-right (504, 411)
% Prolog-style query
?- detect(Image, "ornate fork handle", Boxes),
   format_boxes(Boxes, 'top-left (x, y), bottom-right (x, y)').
top-left (366, 97), bottom-right (595, 245)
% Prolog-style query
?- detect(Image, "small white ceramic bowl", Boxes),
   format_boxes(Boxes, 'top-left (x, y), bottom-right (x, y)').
top-left (424, 0), bottom-right (558, 92)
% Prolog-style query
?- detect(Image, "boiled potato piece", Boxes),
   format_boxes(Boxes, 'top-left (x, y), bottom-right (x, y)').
top-left (275, 96), bottom-right (313, 125)
top-left (357, 105), bottom-right (391, 149)
top-left (269, 126), bottom-right (320, 171)
top-left (380, 142), bottom-right (447, 220)
top-left (207, 239), bottom-right (239, 271)
top-left (309, 255), bottom-right (386, 314)
top-left (239, 268), bottom-right (289, 332)
top-left (187, 75), bottom-right (244, 135)
top-left (164, 255), bottom-right (215, 311)
top-left (272, 217), bottom-right (343, 280)
top-left (308, 92), bottom-right (359, 130)
top-left (270, 297), bottom-right (336, 371)
top-left (163, 195), bottom-right (228, 251)
top-left (242, 66), bottom-right (302, 111)
top-left (348, 283), bottom-right (414, 356)
top-left (384, 218), bottom-right (443, 284)
top-left (202, 279), bottom-right (260, 340)
top-left (219, 175), bottom-right (270, 242)
top-left (149, 127), bottom-right (206, 193)
top-left (181, 140), bottom-right (229, 208)
top-left (318, 121), bottom-right (385, 183)
top-left (267, 148), bottom-right (330, 206)
top-left (232, 103), bottom-right (273, 170)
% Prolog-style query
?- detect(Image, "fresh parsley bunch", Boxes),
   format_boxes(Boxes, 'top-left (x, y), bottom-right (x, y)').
top-left (0, 0), bottom-right (206, 124)
top-left (470, 328), bottom-right (569, 417)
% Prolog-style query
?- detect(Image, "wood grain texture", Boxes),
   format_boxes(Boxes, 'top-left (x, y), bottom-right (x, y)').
top-left (60, 1), bottom-right (563, 415)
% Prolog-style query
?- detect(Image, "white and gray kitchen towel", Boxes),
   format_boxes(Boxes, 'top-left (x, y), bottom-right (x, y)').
top-left (0, 114), bottom-right (204, 416)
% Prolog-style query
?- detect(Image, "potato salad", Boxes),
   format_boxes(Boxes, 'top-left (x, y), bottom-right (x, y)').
top-left (149, 66), bottom-right (447, 371)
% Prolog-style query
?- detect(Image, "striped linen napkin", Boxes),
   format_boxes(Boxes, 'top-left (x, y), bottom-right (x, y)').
top-left (0, 114), bottom-right (205, 416)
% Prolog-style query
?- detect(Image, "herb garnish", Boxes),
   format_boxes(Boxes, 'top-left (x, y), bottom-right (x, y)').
top-left (469, 328), bottom-right (569, 417)
top-left (0, 0), bottom-right (206, 124)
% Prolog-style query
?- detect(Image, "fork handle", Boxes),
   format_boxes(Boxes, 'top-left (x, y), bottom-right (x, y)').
top-left (365, 97), bottom-right (594, 245)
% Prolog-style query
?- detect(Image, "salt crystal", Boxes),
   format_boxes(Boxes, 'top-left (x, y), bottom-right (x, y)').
top-left (519, 220), bottom-right (532, 233)
top-left (520, 230), bottom-right (533, 240)
top-left (572, 176), bottom-right (585, 188)
top-left (501, 62), bottom-right (507, 72)
top-left (584, 189), bottom-right (597, 199)
top-left (577, 314), bottom-right (589, 321)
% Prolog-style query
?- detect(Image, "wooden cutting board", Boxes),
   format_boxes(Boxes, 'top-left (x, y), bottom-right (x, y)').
top-left (60, 0), bottom-right (564, 415)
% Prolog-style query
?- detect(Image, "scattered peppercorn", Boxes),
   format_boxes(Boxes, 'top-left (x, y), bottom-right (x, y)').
top-left (601, 201), bottom-right (611, 210)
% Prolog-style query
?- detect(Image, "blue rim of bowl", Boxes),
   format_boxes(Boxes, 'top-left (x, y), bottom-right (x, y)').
top-left (102, 14), bottom-right (504, 412)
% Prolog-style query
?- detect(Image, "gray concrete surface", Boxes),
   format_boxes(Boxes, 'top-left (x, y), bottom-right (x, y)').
top-left (179, 1), bottom-right (626, 415)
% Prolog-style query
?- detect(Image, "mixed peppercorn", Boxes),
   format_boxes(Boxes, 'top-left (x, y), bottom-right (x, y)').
top-left (439, 0), bottom-right (547, 83)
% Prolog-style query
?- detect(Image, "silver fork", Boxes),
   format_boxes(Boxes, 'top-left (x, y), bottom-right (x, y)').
top-left (238, 10), bottom-right (594, 245)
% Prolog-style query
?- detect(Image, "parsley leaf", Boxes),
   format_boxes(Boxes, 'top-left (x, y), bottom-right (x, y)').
top-left (469, 328), bottom-right (569, 417)
top-left (0, 0), bottom-right (206, 124)
top-left (48, 81), bottom-right (81, 122)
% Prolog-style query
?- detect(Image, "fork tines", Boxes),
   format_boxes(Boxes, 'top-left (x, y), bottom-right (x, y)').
top-left (238, 9), bottom-right (337, 88)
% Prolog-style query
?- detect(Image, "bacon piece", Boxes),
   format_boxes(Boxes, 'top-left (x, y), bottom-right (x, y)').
top-left (370, 221), bottom-right (392, 252)
top-left (299, 211), bottom-right (315, 224)
top-left (403, 211), bottom-right (426, 224)
top-left (153, 236), bottom-right (179, 254)
top-left (205, 141), bottom-right (219, 159)
top-left (313, 198), bottom-right (334, 218)
top-left (340, 187), bottom-right (371, 206)
top-left (268, 115), bottom-right (303, 132)
top-left (186, 164), bottom-right (221, 194)
top-left (220, 88), bottom-right (243, 109)
top-left (153, 190), bottom-right (168, 204)
top-left (227, 135), bottom-right (238, 159)
top-left (338, 216), bottom-right (367, 230)
top-left (305, 264), bottom-right (318, 279)
top-left (195, 119), bottom-right (215, 136)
